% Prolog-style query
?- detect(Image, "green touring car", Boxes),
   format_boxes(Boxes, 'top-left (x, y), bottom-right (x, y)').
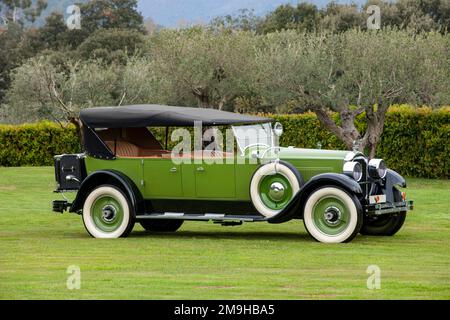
top-left (52, 104), bottom-right (413, 243)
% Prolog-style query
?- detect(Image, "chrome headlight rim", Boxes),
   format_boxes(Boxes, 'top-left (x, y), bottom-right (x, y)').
top-left (368, 158), bottom-right (387, 179)
top-left (343, 161), bottom-right (363, 182)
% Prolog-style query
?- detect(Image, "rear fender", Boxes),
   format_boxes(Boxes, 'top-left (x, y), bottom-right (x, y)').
top-left (70, 170), bottom-right (144, 215)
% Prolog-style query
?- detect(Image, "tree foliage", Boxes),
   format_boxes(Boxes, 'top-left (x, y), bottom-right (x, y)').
top-left (0, 0), bottom-right (47, 25)
top-left (248, 29), bottom-right (449, 156)
top-left (223, 0), bottom-right (450, 34)
top-left (5, 27), bottom-right (448, 157)
top-left (146, 28), bottom-right (258, 110)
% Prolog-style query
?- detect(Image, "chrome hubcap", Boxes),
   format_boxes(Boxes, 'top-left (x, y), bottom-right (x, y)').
top-left (323, 206), bottom-right (341, 225)
top-left (102, 205), bottom-right (117, 223)
top-left (268, 182), bottom-right (285, 201)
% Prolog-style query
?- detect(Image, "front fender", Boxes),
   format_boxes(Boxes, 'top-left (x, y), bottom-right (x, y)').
top-left (268, 173), bottom-right (363, 223)
top-left (382, 169), bottom-right (406, 203)
top-left (70, 170), bottom-right (144, 214)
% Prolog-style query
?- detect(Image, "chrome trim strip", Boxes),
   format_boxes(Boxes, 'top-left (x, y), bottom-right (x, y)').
top-left (136, 214), bottom-right (267, 222)
top-left (164, 212), bottom-right (185, 217)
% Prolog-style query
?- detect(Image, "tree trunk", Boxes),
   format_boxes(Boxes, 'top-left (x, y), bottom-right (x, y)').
top-left (192, 87), bottom-right (210, 108)
top-left (314, 107), bottom-right (361, 151)
top-left (361, 102), bottom-right (388, 159)
top-left (313, 100), bottom-right (389, 159)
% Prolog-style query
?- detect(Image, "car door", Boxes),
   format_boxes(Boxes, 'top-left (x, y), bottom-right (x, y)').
top-left (194, 160), bottom-right (236, 198)
top-left (143, 158), bottom-right (183, 198)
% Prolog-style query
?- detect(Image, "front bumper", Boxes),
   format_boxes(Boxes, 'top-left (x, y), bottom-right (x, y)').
top-left (365, 200), bottom-right (413, 216)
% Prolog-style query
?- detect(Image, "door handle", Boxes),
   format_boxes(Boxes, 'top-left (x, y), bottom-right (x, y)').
top-left (196, 167), bottom-right (205, 172)
top-left (170, 167), bottom-right (178, 173)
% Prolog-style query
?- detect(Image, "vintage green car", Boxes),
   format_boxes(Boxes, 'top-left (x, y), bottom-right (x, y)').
top-left (53, 104), bottom-right (413, 243)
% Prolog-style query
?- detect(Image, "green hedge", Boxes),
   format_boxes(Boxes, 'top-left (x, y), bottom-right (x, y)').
top-left (0, 121), bottom-right (81, 167)
top-left (0, 106), bottom-right (448, 178)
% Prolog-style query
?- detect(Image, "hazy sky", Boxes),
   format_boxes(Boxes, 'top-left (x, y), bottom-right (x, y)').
top-left (136, 0), bottom-right (367, 27)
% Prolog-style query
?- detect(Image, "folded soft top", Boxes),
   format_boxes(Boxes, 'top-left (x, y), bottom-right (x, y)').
top-left (80, 104), bottom-right (271, 128)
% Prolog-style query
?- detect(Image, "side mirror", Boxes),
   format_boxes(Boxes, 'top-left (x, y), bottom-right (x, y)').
top-left (273, 122), bottom-right (283, 137)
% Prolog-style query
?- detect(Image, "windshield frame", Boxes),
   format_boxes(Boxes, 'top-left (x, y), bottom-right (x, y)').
top-left (232, 122), bottom-right (275, 155)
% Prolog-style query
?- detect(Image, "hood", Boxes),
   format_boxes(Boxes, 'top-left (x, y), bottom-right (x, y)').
top-left (278, 147), bottom-right (351, 161)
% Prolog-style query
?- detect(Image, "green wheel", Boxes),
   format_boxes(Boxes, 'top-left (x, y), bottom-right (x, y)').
top-left (82, 185), bottom-right (135, 238)
top-left (303, 186), bottom-right (362, 243)
top-left (259, 173), bottom-right (294, 210)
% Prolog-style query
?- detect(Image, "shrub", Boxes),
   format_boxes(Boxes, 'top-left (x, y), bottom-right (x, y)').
top-left (0, 121), bottom-right (80, 167)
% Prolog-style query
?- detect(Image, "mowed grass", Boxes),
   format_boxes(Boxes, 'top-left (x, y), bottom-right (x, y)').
top-left (0, 166), bottom-right (449, 300)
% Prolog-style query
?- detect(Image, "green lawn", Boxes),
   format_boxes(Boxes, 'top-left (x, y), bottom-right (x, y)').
top-left (0, 166), bottom-right (449, 299)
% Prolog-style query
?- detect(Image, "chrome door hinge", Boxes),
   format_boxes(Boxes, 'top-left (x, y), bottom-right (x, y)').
top-left (140, 180), bottom-right (145, 186)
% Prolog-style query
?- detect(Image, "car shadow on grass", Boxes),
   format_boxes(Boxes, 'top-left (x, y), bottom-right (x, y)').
top-left (131, 230), bottom-right (312, 241)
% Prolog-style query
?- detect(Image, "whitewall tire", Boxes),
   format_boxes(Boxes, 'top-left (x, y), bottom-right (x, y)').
top-left (303, 187), bottom-right (362, 243)
top-left (250, 162), bottom-right (301, 218)
top-left (82, 185), bottom-right (135, 238)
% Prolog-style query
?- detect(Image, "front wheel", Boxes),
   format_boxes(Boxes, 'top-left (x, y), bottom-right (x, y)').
top-left (303, 186), bottom-right (363, 243)
top-left (360, 213), bottom-right (406, 236)
top-left (140, 219), bottom-right (184, 232)
top-left (82, 185), bottom-right (135, 238)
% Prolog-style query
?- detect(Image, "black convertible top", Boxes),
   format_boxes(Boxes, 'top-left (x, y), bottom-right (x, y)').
top-left (80, 104), bottom-right (271, 128)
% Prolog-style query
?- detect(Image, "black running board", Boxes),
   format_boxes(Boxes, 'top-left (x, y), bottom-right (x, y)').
top-left (135, 213), bottom-right (267, 222)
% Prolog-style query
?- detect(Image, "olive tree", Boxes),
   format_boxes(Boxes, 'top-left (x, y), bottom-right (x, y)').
top-left (3, 53), bottom-right (166, 131)
top-left (4, 55), bottom-right (118, 136)
top-left (146, 28), bottom-right (257, 110)
top-left (252, 29), bottom-right (449, 157)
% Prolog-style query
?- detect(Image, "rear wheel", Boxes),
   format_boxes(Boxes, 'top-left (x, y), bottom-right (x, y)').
top-left (360, 213), bottom-right (406, 236)
top-left (82, 185), bottom-right (135, 238)
top-left (303, 186), bottom-right (362, 243)
top-left (140, 219), bottom-right (184, 232)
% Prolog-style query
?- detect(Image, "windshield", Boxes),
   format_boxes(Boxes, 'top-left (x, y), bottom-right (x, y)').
top-left (232, 123), bottom-right (275, 154)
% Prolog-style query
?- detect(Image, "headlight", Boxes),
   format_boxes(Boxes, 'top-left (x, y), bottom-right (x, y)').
top-left (343, 161), bottom-right (363, 181)
top-left (368, 159), bottom-right (387, 179)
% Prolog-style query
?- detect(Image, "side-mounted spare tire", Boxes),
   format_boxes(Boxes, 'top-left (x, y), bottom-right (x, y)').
top-left (250, 161), bottom-right (303, 218)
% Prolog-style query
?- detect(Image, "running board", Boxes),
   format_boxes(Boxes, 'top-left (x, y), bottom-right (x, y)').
top-left (135, 213), bottom-right (267, 222)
